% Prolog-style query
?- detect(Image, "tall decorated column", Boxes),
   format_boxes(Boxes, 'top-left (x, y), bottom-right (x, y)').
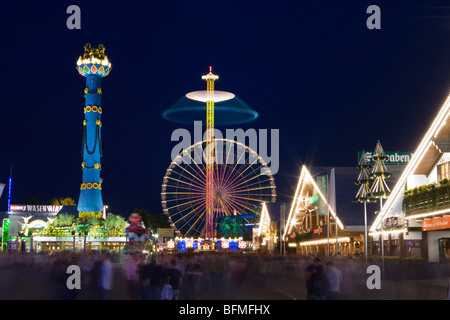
top-left (76, 43), bottom-right (111, 218)
top-left (353, 151), bottom-right (375, 262)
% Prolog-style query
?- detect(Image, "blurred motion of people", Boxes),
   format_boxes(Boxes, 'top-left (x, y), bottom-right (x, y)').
top-left (326, 261), bottom-right (343, 300)
top-left (98, 252), bottom-right (113, 300)
top-left (142, 258), bottom-right (164, 300)
top-left (305, 257), bottom-right (322, 300)
top-left (163, 259), bottom-right (182, 300)
top-left (125, 253), bottom-right (141, 300)
top-left (184, 256), bottom-right (203, 300)
top-left (310, 265), bottom-right (329, 300)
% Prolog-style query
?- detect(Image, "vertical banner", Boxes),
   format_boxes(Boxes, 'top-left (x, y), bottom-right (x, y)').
top-left (0, 183), bottom-right (5, 200)
top-left (327, 169), bottom-right (336, 213)
top-left (316, 175), bottom-right (328, 216)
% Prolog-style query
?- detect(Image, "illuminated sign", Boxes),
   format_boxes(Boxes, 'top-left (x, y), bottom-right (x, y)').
top-left (423, 216), bottom-right (450, 231)
top-left (28, 220), bottom-right (47, 229)
top-left (157, 228), bottom-right (174, 238)
top-left (238, 241), bottom-right (247, 249)
top-left (358, 151), bottom-right (413, 164)
top-left (167, 240), bottom-right (175, 249)
top-left (222, 240), bottom-right (229, 249)
top-left (308, 194), bottom-right (318, 204)
top-left (10, 205), bottom-right (63, 213)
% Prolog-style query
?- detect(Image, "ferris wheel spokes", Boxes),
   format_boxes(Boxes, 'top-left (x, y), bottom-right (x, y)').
top-left (162, 138), bottom-right (276, 237)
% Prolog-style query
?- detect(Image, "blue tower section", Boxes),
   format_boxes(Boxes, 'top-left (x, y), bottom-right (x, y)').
top-left (76, 44), bottom-right (111, 218)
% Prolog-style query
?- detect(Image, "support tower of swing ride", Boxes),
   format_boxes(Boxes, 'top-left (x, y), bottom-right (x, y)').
top-left (161, 67), bottom-right (276, 239)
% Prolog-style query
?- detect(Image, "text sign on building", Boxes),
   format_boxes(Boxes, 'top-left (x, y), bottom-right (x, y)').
top-left (308, 194), bottom-right (318, 204)
top-left (9, 205), bottom-right (63, 213)
top-left (157, 228), bottom-right (174, 238)
top-left (358, 151), bottom-right (413, 164)
top-left (422, 217), bottom-right (450, 231)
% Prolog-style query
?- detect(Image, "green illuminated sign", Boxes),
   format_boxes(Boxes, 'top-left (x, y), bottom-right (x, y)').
top-left (308, 194), bottom-right (318, 204)
top-left (2, 219), bottom-right (10, 251)
top-left (358, 151), bottom-right (413, 164)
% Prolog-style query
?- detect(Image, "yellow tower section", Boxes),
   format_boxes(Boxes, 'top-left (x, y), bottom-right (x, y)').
top-left (202, 67), bottom-right (218, 239)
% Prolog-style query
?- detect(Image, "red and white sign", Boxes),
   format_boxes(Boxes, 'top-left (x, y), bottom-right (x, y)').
top-left (167, 240), bottom-right (175, 249)
top-left (10, 205), bottom-right (63, 213)
top-left (222, 240), bottom-right (229, 249)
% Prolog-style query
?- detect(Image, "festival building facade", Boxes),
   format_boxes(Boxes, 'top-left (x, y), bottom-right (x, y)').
top-left (283, 164), bottom-right (406, 258)
top-left (371, 92), bottom-right (450, 263)
top-left (284, 166), bottom-right (358, 256)
top-left (2, 205), bottom-right (127, 254)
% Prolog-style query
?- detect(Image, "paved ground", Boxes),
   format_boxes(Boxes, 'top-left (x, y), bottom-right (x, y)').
top-left (0, 259), bottom-right (448, 300)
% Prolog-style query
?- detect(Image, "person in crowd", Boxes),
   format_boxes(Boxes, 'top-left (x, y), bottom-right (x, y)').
top-left (184, 255), bottom-right (203, 300)
top-left (310, 265), bottom-right (329, 300)
top-left (163, 259), bottom-right (183, 300)
top-left (326, 261), bottom-right (343, 300)
top-left (98, 252), bottom-right (113, 300)
top-left (305, 257), bottom-right (321, 300)
top-left (142, 258), bottom-right (164, 300)
top-left (125, 253), bottom-right (141, 300)
top-left (90, 253), bottom-right (103, 291)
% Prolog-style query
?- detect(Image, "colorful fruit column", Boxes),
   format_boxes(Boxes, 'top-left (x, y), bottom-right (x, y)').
top-left (76, 44), bottom-right (111, 218)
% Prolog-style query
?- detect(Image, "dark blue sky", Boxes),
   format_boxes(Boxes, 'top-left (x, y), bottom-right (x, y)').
top-left (1, 1), bottom-right (450, 216)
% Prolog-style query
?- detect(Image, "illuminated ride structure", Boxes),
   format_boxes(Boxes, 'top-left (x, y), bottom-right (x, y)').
top-left (161, 68), bottom-right (276, 240)
top-left (76, 44), bottom-right (111, 218)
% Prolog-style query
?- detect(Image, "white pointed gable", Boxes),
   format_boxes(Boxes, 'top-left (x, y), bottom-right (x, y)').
top-left (283, 165), bottom-right (344, 238)
top-left (257, 202), bottom-right (271, 237)
top-left (370, 92), bottom-right (450, 232)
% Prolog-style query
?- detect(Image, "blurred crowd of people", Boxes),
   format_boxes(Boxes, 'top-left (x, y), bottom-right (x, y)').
top-left (0, 251), bottom-right (450, 300)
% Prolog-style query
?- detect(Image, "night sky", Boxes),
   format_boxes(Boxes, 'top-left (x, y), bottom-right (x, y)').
top-left (1, 1), bottom-right (450, 216)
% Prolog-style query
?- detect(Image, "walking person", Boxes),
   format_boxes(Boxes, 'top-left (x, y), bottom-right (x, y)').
top-left (184, 256), bottom-right (203, 300)
top-left (326, 261), bottom-right (343, 300)
top-left (142, 258), bottom-right (164, 300)
top-left (310, 265), bottom-right (329, 300)
top-left (98, 252), bottom-right (113, 300)
top-left (305, 257), bottom-right (321, 300)
top-left (125, 253), bottom-right (141, 300)
top-left (163, 259), bottom-right (183, 300)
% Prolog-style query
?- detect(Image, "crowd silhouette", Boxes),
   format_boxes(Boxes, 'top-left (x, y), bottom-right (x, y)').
top-left (0, 251), bottom-right (449, 300)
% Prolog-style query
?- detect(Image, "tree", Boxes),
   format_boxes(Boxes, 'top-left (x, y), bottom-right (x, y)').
top-left (132, 209), bottom-right (170, 233)
top-left (49, 197), bottom-right (76, 206)
top-left (104, 213), bottom-right (127, 230)
top-left (87, 216), bottom-right (102, 227)
top-left (53, 213), bottom-right (75, 227)
top-left (218, 216), bottom-right (244, 238)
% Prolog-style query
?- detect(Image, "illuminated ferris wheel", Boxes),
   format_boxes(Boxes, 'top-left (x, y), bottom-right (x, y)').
top-left (161, 138), bottom-right (276, 237)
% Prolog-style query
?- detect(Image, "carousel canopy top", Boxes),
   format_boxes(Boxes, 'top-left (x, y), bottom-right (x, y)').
top-left (162, 95), bottom-right (259, 126)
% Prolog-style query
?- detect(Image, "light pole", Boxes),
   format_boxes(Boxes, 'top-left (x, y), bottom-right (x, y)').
top-left (72, 230), bottom-right (76, 253)
top-left (353, 151), bottom-right (374, 263)
top-left (83, 231), bottom-right (88, 254)
top-left (103, 205), bottom-right (108, 219)
top-left (374, 211), bottom-right (385, 279)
